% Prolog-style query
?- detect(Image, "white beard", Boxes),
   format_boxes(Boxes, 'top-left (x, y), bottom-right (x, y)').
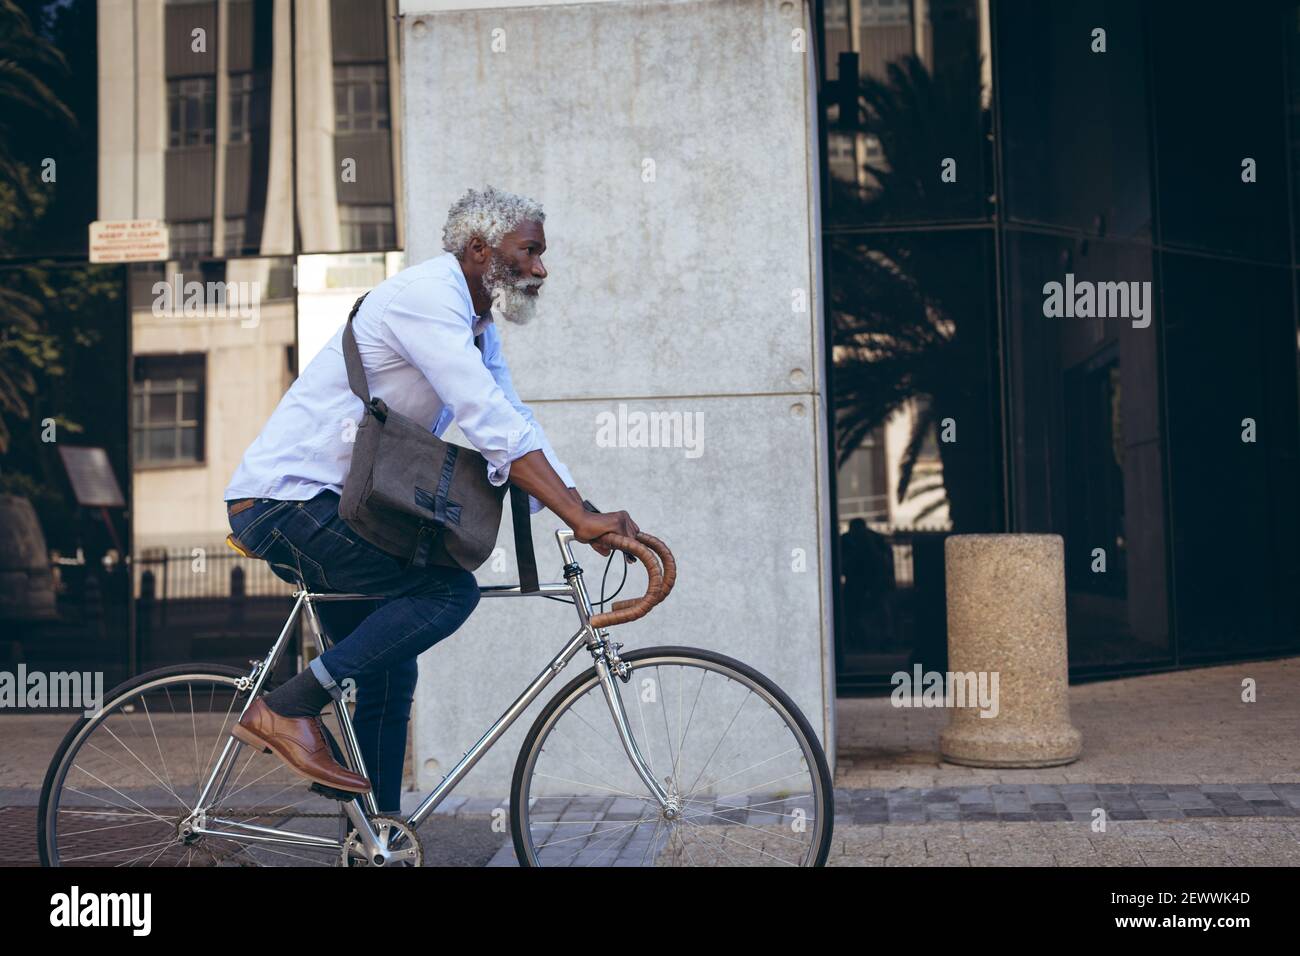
top-left (484, 255), bottom-right (542, 325)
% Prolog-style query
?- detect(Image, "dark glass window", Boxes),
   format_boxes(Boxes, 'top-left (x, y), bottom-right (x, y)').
top-left (168, 77), bottom-right (217, 147)
top-left (829, 228), bottom-right (1002, 688)
top-left (822, 0), bottom-right (991, 227)
top-left (132, 354), bottom-right (206, 467)
top-left (1161, 254), bottom-right (1299, 658)
top-left (1290, 2), bottom-right (1300, 255)
top-left (1150, 0), bottom-right (1289, 262)
top-left (334, 64), bottom-right (390, 133)
top-left (996, 0), bottom-right (1154, 240)
top-left (0, 263), bottom-right (131, 686)
top-left (1003, 231), bottom-right (1169, 668)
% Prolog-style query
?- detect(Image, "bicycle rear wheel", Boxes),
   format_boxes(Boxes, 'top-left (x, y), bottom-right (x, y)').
top-left (38, 664), bottom-right (352, 867)
top-left (510, 646), bottom-right (834, 867)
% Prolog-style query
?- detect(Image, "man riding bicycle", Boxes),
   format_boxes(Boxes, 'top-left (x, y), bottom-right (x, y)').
top-left (223, 186), bottom-right (638, 812)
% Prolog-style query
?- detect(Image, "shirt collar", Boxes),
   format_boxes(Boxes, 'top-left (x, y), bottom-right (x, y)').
top-left (472, 309), bottom-right (494, 338)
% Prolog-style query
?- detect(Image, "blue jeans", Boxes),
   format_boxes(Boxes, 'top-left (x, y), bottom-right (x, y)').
top-left (227, 489), bottom-right (481, 813)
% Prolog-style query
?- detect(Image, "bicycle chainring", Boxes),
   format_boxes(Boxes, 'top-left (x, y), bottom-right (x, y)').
top-left (340, 816), bottom-right (423, 867)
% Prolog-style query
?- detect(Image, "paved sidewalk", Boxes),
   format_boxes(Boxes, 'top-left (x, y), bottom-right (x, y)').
top-left (4, 657), bottom-right (1297, 865)
top-left (834, 657), bottom-right (1300, 788)
top-left (824, 818), bottom-right (1300, 866)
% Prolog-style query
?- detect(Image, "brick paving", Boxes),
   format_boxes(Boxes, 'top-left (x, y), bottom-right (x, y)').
top-left (824, 819), bottom-right (1300, 867)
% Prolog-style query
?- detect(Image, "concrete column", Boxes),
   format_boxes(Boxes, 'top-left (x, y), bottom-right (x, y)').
top-left (260, 0), bottom-right (295, 255)
top-left (294, 0), bottom-right (340, 251)
top-left (399, 0), bottom-right (835, 797)
top-left (939, 534), bottom-right (1082, 768)
top-left (98, 0), bottom-right (166, 220)
top-left (212, 0), bottom-right (230, 257)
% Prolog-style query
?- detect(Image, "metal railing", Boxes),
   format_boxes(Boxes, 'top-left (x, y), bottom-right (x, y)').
top-left (133, 544), bottom-right (295, 602)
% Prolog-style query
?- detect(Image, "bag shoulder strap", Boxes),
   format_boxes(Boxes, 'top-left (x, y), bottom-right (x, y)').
top-left (342, 292), bottom-right (372, 405)
top-left (509, 485), bottom-right (538, 593)
top-left (346, 291), bottom-right (485, 404)
top-left (476, 320), bottom-right (537, 592)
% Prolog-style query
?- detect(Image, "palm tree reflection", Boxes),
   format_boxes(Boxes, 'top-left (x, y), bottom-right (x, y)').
top-left (828, 53), bottom-right (996, 680)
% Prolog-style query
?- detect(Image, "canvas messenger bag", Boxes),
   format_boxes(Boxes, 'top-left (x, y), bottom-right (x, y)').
top-left (337, 291), bottom-right (540, 590)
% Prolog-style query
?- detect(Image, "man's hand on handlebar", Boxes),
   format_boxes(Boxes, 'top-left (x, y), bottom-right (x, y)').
top-left (502, 452), bottom-right (639, 560)
top-left (572, 509), bottom-right (640, 560)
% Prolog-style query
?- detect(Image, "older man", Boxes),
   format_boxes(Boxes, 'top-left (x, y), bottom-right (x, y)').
top-left (223, 186), bottom-right (638, 811)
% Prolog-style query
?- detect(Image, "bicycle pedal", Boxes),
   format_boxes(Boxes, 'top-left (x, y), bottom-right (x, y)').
top-left (309, 781), bottom-right (361, 802)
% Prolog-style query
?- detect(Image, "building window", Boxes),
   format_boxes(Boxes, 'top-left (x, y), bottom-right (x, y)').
top-left (170, 219), bottom-right (212, 258)
top-left (228, 69), bottom-right (270, 143)
top-left (334, 63), bottom-right (390, 133)
top-left (133, 354), bottom-right (205, 467)
top-left (224, 216), bottom-right (247, 256)
top-left (340, 204), bottom-right (395, 251)
top-left (223, 214), bottom-right (264, 257)
top-left (168, 77), bottom-right (216, 147)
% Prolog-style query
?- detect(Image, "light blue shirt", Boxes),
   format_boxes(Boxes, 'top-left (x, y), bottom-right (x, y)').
top-left (225, 252), bottom-right (574, 514)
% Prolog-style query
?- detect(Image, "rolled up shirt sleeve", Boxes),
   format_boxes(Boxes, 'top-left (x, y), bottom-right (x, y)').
top-left (379, 278), bottom-right (542, 486)
top-left (480, 323), bottom-right (576, 513)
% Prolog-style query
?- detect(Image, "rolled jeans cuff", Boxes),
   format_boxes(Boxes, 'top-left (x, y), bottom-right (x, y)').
top-left (309, 655), bottom-right (345, 702)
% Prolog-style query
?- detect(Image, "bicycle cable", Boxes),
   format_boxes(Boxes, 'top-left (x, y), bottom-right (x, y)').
top-left (539, 547), bottom-right (629, 608)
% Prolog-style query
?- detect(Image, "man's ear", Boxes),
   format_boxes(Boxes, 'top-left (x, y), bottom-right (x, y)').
top-left (467, 236), bottom-right (489, 264)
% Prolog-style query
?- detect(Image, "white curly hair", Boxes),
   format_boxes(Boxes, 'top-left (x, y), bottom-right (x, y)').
top-left (441, 185), bottom-right (545, 258)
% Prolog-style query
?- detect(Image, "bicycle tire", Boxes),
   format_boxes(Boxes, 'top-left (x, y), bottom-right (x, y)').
top-left (37, 663), bottom-right (348, 867)
top-left (509, 645), bottom-right (834, 867)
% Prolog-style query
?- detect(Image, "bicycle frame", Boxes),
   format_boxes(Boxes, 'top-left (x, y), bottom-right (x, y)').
top-left (186, 528), bottom-right (671, 863)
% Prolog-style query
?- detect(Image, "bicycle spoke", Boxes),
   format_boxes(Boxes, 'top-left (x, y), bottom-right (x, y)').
top-left (138, 695), bottom-right (182, 806)
top-left (517, 654), bottom-right (829, 867)
top-left (682, 689), bottom-right (754, 800)
top-left (61, 837), bottom-right (176, 865)
top-left (87, 728), bottom-right (190, 811)
top-left (679, 816), bottom-right (799, 866)
top-left (44, 673), bottom-right (353, 868)
top-left (682, 749), bottom-right (805, 805)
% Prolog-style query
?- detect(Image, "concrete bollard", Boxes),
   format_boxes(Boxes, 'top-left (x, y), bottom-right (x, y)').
top-left (939, 534), bottom-right (1082, 768)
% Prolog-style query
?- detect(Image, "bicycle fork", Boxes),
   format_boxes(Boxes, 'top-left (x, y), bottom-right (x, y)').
top-left (591, 641), bottom-right (677, 816)
top-left (558, 534), bottom-right (674, 814)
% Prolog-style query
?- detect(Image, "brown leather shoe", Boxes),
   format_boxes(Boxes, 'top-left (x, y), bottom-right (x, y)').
top-left (231, 698), bottom-right (372, 794)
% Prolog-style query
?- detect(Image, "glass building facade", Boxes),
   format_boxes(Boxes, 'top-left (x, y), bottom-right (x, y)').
top-left (2, 0), bottom-right (1297, 698)
top-left (817, 0), bottom-right (1300, 691)
top-left (0, 0), bottom-right (404, 688)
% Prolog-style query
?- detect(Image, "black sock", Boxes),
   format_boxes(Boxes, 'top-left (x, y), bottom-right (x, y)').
top-left (263, 668), bottom-right (333, 718)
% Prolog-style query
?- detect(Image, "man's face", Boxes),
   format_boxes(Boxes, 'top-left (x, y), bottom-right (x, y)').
top-left (483, 220), bottom-right (547, 325)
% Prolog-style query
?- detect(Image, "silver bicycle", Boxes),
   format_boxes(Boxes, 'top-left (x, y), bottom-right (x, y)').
top-left (38, 528), bottom-right (834, 867)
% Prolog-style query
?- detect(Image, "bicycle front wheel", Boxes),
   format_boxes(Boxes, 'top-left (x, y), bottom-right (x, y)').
top-left (510, 646), bottom-right (834, 867)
